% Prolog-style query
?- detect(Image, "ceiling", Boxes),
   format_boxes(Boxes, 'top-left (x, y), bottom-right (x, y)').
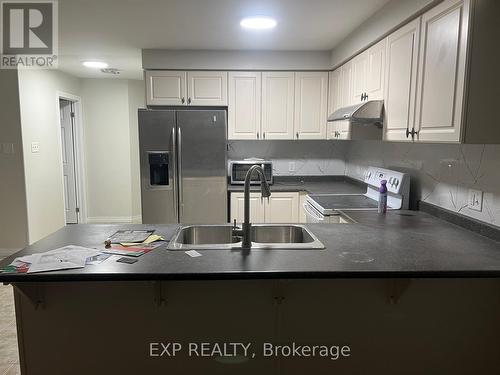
top-left (57, 0), bottom-right (392, 79)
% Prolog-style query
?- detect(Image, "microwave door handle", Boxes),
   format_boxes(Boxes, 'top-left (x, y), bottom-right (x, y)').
top-left (172, 127), bottom-right (178, 221)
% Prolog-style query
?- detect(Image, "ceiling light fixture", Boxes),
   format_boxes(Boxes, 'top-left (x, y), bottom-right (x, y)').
top-left (240, 16), bottom-right (277, 30)
top-left (82, 61), bottom-right (109, 69)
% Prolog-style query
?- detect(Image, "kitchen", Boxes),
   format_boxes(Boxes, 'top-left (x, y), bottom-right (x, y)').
top-left (1, 0), bottom-right (500, 374)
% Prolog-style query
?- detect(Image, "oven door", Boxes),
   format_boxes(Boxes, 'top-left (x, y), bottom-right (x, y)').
top-left (303, 202), bottom-right (326, 223)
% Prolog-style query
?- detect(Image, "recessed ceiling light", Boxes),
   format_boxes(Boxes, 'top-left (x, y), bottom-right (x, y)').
top-left (82, 61), bottom-right (108, 69)
top-left (240, 16), bottom-right (277, 30)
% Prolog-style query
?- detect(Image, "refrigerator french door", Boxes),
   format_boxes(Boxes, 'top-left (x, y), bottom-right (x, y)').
top-left (138, 109), bottom-right (227, 224)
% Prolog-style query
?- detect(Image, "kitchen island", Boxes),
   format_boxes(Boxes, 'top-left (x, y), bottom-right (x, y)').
top-left (1, 213), bottom-right (500, 374)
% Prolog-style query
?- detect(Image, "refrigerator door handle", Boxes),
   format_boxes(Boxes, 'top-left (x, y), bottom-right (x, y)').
top-left (172, 127), bottom-right (178, 221)
top-left (177, 127), bottom-right (183, 220)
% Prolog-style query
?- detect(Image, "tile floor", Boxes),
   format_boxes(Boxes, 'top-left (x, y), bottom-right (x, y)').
top-left (0, 284), bottom-right (20, 375)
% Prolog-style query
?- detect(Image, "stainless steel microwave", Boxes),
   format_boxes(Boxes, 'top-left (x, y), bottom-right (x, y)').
top-left (229, 161), bottom-right (273, 185)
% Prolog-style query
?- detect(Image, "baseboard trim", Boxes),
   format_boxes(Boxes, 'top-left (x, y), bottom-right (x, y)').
top-left (87, 216), bottom-right (140, 224)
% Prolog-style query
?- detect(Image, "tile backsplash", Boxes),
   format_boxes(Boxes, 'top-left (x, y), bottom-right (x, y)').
top-left (345, 141), bottom-right (500, 227)
top-left (228, 140), bottom-right (347, 176)
top-left (227, 139), bottom-right (500, 228)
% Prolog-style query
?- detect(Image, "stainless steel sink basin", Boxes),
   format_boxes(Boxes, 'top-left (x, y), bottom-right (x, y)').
top-left (251, 225), bottom-right (315, 244)
top-left (167, 224), bottom-right (325, 250)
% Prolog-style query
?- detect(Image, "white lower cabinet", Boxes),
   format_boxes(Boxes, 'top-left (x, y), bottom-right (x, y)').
top-left (230, 192), bottom-right (300, 224)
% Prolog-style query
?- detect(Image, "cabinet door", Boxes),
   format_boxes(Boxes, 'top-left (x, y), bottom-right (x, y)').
top-left (414, 0), bottom-right (469, 142)
top-left (230, 193), bottom-right (265, 224)
top-left (187, 71), bottom-right (228, 106)
top-left (384, 18), bottom-right (421, 141)
top-left (335, 62), bottom-right (353, 139)
top-left (265, 192), bottom-right (299, 223)
top-left (228, 72), bottom-right (261, 140)
top-left (294, 72), bottom-right (328, 140)
top-left (145, 71), bottom-right (186, 106)
top-left (261, 72), bottom-right (295, 140)
top-left (327, 69), bottom-right (342, 139)
top-left (351, 51), bottom-right (368, 104)
top-left (298, 193), bottom-right (308, 223)
top-left (366, 39), bottom-right (386, 101)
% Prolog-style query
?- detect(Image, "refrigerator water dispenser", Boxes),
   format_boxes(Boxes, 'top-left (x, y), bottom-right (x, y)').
top-left (148, 152), bottom-right (169, 186)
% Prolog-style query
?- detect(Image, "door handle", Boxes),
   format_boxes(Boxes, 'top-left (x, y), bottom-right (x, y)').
top-left (172, 127), bottom-right (178, 220)
top-left (177, 127), bottom-right (183, 220)
top-left (187, 97), bottom-right (191, 105)
top-left (181, 97), bottom-right (185, 104)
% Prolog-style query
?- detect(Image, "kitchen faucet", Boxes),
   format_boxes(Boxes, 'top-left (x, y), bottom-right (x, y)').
top-left (236, 165), bottom-right (271, 249)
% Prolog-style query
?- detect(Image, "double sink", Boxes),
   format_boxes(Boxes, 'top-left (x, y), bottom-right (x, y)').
top-left (168, 224), bottom-right (325, 250)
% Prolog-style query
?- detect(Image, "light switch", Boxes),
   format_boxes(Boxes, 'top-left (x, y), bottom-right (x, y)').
top-left (467, 189), bottom-right (483, 212)
top-left (31, 142), bottom-right (40, 153)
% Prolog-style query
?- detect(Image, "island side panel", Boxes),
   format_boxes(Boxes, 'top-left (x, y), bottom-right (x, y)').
top-left (12, 279), bottom-right (500, 374)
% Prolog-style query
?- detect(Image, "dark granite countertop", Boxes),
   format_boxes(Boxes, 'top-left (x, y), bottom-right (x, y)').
top-left (227, 175), bottom-right (366, 194)
top-left (1, 210), bottom-right (499, 282)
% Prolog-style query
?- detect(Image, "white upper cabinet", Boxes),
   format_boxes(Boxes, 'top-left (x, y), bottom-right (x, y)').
top-left (228, 72), bottom-right (261, 140)
top-left (327, 68), bottom-right (342, 139)
top-left (351, 52), bottom-right (368, 105)
top-left (262, 72), bottom-right (295, 140)
top-left (186, 71), bottom-right (228, 106)
top-left (384, 18), bottom-right (421, 141)
top-left (145, 71), bottom-right (186, 106)
top-left (351, 39), bottom-right (386, 104)
top-left (366, 39), bottom-right (386, 101)
top-left (294, 72), bottom-right (328, 140)
top-left (414, 0), bottom-right (469, 142)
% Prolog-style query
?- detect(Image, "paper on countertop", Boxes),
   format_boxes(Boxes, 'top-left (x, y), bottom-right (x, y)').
top-left (185, 250), bottom-right (202, 258)
top-left (23, 246), bottom-right (102, 273)
top-left (120, 234), bottom-right (165, 247)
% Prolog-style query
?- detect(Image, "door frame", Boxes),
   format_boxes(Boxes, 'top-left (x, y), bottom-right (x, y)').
top-left (56, 91), bottom-right (87, 224)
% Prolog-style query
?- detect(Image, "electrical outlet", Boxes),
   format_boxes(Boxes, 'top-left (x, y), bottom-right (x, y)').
top-left (288, 162), bottom-right (295, 172)
top-left (468, 189), bottom-right (483, 212)
top-left (31, 142), bottom-right (40, 153)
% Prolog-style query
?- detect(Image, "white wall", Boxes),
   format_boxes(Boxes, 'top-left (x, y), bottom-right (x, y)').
top-left (345, 141), bottom-right (500, 228)
top-left (0, 70), bottom-right (29, 256)
top-left (17, 69), bottom-right (82, 244)
top-left (82, 79), bottom-right (144, 223)
top-left (330, 0), bottom-right (439, 67)
top-left (143, 49), bottom-right (332, 71)
top-left (128, 80), bottom-right (145, 220)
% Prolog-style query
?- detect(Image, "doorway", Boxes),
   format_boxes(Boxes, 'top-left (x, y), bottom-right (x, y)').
top-left (59, 99), bottom-right (78, 224)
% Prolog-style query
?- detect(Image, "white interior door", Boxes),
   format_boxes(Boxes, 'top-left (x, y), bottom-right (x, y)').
top-left (60, 99), bottom-right (78, 224)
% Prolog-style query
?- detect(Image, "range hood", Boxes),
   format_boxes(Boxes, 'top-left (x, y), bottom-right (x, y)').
top-left (327, 100), bottom-right (384, 126)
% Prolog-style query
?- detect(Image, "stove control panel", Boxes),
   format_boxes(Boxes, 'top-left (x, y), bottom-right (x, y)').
top-left (363, 166), bottom-right (407, 195)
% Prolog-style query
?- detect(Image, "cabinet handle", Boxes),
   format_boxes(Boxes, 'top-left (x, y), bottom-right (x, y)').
top-left (181, 97), bottom-right (185, 104)
top-left (365, 93), bottom-right (369, 101)
top-left (257, 132), bottom-right (260, 139)
top-left (296, 132), bottom-right (299, 139)
top-left (263, 132), bottom-right (266, 139)
top-left (187, 97), bottom-right (191, 105)
top-left (406, 128), bottom-right (418, 140)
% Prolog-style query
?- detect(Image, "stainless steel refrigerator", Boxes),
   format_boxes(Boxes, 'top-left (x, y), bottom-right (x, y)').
top-left (138, 109), bottom-right (227, 224)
